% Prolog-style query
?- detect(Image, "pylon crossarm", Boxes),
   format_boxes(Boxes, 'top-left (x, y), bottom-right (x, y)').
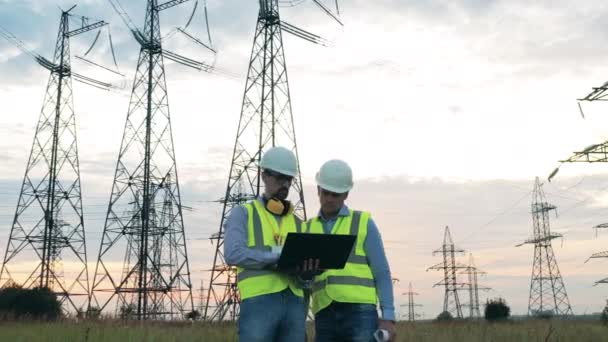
top-left (579, 80), bottom-right (608, 102)
top-left (520, 234), bottom-right (563, 245)
top-left (156, 0), bottom-right (192, 11)
top-left (1, 18), bottom-right (113, 88)
top-left (66, 20), bottom-right (107, 37)
top-left (426, 262), bottom-right (444, 271)
top-left (562, 142), bottom-right (608, 164)
top-left (548, 142), bottom-right (608, 181)
top-left (586, 250), bottom-right (608, 262)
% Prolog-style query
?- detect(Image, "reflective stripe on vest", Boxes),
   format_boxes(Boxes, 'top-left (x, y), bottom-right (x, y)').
top-left (236, 200), bottom-right (303, 299)
top-left (237, 269), bottom-right (275, 282)
top-left (306, 210), bottom-right (378, 313)
top-left (312, 276), bottom-right (375, 292)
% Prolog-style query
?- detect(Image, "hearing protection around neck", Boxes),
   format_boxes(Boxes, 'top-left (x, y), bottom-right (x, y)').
top-left (265, 197), bottom-right (293, 216)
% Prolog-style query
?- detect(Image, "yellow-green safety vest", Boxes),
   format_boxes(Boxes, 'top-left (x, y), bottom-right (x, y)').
top-left (236, 200), bottom-right (304, 300)
top-left (306, 210), bottom-right (378, 314)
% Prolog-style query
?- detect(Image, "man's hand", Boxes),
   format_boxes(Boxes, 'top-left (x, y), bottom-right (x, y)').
top-left (378, 319), bottom-right (396, 342)
top-left (295, 258), bottom-right (323, 279)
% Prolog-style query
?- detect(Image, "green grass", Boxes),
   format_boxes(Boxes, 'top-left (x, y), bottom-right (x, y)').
top-left (397, 320), bottom-right (608, 342)
top-left (0, 321), bottom-right (236, 342)
top-left (0, 319), bottom-right (606, 341)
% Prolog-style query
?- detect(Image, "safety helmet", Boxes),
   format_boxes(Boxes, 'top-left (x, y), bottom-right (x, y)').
top-left (259, 146), bottom-right (298, 177)
top-left (315, 159), bottom-right (353, 194)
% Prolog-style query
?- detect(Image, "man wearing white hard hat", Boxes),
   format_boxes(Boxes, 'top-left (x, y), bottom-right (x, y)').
top-left (224, 146), bottom-right (307, 341)
top-left (306, 159), bottom-right (396, 342)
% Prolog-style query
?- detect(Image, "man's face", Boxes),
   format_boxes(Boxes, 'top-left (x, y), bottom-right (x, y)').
top-left (318, 186), bottom-right (348, 215)
top-left (262, 170), bottom-right (293, 200)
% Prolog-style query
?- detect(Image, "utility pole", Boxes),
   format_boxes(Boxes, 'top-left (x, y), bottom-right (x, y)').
top-left (460, 254), bottom-right (490, 318)
top-left (90, 0), bottom-right (213, 320)
top-left (550, 79), bottom-right (608, 296)
top-left (402, 282), bottom-right (422, 321)
top-left (428, 226), bottom-right (467, 318)
top-left (203, 0), bottom-right (342, 321)
top-left (517, 177), bottom-right (573, 316)
top-left (0, 6), bottom-right (110, 314)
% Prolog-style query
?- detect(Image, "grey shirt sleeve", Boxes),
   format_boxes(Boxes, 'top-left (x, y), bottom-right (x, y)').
top-left (223, 205), bottom-right (280, 269)
top-left (364, 216), bottom-right (396, 321)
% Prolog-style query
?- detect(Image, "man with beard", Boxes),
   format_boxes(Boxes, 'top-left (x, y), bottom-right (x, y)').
top-left (224, 146), bottom-right (307, 342)
top-left (306, 159), bottom-right (396, 342)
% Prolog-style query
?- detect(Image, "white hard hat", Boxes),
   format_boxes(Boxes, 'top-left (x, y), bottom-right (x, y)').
top-left (259, 146), bottom-right (298, 177)
top-left (315, 159), bottom-right (353, 194)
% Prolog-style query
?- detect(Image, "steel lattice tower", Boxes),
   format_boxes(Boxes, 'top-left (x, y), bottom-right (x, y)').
top-left (587, 250), bottom-right (608, 287)
top-left (586, 224), bottom-right (607, 289)
top-left (460, 254), bottom-right (489, 318)
top-left (402, 282), bottom-right (422, 322)
top-left (551, 140), bottom-right (608, 294)
top-left (202, 0), bottom-right (310, 321)
top-left (549, 67), bottom-right (608, 310)
top-left (518, 177), bottom-right (572, 316)
top-left (0, 8), bottom-right (107, 314)
top-left (90, 0), bottom-right (196, 320)
top-left (428, 226), bottom-right (466, 318)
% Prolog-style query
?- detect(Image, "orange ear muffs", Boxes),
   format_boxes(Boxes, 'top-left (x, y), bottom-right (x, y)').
top-left (265, 197), bottom-right (293, 216)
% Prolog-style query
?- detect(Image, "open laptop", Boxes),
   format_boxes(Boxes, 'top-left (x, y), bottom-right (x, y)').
top-left (277, 232), bottom-right (356, 270)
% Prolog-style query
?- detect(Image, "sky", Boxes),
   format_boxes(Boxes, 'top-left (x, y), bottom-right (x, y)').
top-left (1, 0), bottom-right (608, 318)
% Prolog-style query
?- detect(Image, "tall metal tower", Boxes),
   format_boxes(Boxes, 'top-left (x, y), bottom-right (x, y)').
top-left (549, 80), bottom-right (608, 305)
top-left (197, 279), bottom-right (205, 313)
top-left (90, 0), bottom-right (213, 320)
top-left (587, 250), bottom-right (608, 286)
top-left (460, 254), bottom-right (489, 318)
top-left (587, 225), bottom-right (608, 288)
top-left (586, 223), bottom-right (608, 288)
top-left (203, 0), bottom-right (342, 321)
top-left (517, 177), bottom-right (573, 316)
top-left (402, 282), bottom-right (422, 322)
top-left (549, 139), bottom-right (608, 298)
top-left (427, 226), bottom-right (466, 318)
top-left (0, 7), bottom-right (110, 314)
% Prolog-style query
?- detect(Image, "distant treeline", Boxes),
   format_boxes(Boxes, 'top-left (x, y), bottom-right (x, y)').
top-left (0, 284), bottom-right (61, 320)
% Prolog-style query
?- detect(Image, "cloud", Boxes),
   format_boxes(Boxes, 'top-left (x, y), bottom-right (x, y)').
top-left (334, 174), bottom-right (608, 314)
top-left (2, 0), bottom-right (608, 317)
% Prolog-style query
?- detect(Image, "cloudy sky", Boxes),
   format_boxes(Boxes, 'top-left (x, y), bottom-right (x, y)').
top-left (1, 0), bottom-right (608, 317)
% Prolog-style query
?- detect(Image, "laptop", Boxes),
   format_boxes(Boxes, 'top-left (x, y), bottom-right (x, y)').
top-left (277, 232), bottom-right (356, 270)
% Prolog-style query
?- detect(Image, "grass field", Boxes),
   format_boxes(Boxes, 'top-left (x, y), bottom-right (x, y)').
top-left (0, 319), bottom-right (606, 341)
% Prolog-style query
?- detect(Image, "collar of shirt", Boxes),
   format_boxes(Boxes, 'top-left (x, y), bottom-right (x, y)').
top-left (317, 204), bottom-right (350, 222)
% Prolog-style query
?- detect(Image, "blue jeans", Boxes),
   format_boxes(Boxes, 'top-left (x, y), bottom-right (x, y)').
top-left (314, 303), bottom-right (378, 342)
top-left (238, 288), bottom-right (306, 342)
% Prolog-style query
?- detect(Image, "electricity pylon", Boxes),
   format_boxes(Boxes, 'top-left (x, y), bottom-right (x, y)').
top-left (588, 224), bottom-right (608, 287)
top-left (460, 254), bottom-right (490, 318)
top-left (90, 0), bottom-right (213, 320)
top-left (586, 250), bottom-right (608, 286)
top-left (0, 6), bottom-right (110, 314)
top-left (549, 80), bottom-right (608, 303)
top-left (428, 226), bottom-right (467, 318)
top-left (203, 0), bottom-right (342, 321)
top-left (550, 142), bottom-right (608, 292)
top-left (517, 177), bottom-right (573, 316)
top-left (402, 282), bottom-right (422, 321)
